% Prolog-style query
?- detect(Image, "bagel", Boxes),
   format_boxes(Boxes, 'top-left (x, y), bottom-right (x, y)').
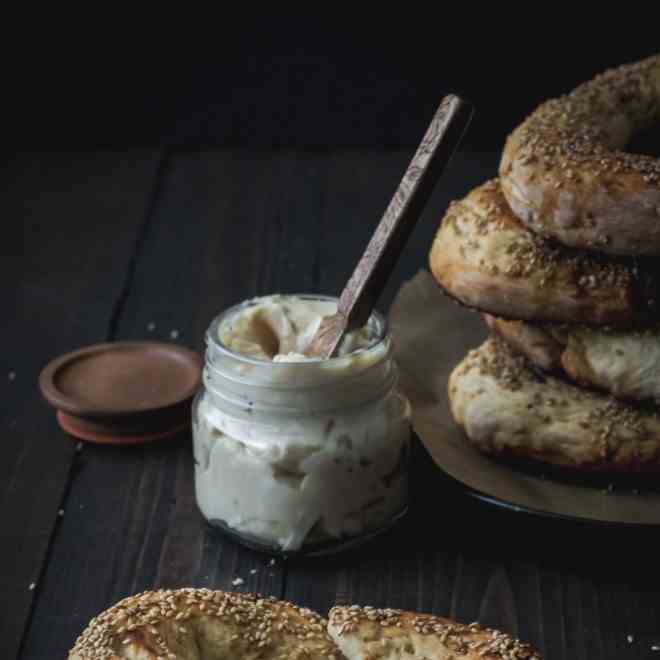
top-left (500, 55), bottom-right (660, 256)
top-left (429, 179), bottom-right (658, 326)
top-left (448, 338), bottom-right (660, 472)
top-left (483, 314), bottom-right (564, 372)
top-left (485, 314), bottom-right (660, 404)
top-left (328, 605), bottom-right (541, 660)
top-left (68, 589), bottom-right (344, 659)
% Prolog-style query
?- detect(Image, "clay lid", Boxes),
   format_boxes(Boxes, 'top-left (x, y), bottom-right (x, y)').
top-left (39, 341), bottom-right (202, 445)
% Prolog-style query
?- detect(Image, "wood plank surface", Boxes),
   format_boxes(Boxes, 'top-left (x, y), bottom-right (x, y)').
top-left (0, 151), bottom-right (161, 659)
top-left (19, 150), bottom-right (333, 659)
top-left (8, 148), bottom-right (660, 660)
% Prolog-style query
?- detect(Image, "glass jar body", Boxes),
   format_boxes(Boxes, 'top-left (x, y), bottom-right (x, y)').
top-left (192, 296), bottom-right (411, 555)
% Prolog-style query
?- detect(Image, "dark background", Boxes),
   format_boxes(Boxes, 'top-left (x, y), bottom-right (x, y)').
top-left (3, 18), bottom-right (660, 660)
top-left (3, 17), bottom-right (658, 151)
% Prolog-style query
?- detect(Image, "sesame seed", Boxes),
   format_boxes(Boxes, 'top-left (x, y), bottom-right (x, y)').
top-left (502, 55), bottom-right (660, 253)
top-left (456, 337), bottom-right (660, 471)
top-left (68, 589), bottom-right (339, 657)
top-left (329, 605), bottom-right (540, 659)
top-left (441, 179), bottom-right (651, 321)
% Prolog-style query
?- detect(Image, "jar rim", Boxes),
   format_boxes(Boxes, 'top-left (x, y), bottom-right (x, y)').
top-left (205, 293), bottom-right (389, 368)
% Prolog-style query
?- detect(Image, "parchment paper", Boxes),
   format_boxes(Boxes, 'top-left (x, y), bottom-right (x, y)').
top-left (389, 270), bottom-right (660, 526)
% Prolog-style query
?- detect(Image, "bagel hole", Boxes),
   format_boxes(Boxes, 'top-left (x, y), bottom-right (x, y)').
top-left (626, 123), bottom-right (660, 158)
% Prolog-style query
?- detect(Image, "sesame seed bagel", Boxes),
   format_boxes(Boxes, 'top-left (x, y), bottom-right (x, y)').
top-left (500, 55), bottom-right (660, 256)
top-left (449, 338), bottom-right (660, 472)
top-left (68, 589), bottom-right (344, 660)
top-left (485, 314), bottom-right (660, 404)
top-left (429, 179), bottom-right (658, 326)
top-left (483, 314), bottom-right (564, 372)
top-left (328, 605), bottom-right (541, 660)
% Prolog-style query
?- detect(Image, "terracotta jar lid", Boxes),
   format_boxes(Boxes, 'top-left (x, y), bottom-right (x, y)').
top-left (39, 341), bottom-right (202, 445)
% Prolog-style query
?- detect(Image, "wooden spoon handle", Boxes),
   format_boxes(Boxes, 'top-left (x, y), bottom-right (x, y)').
top-left (338, 94), bottom-right (473, 330)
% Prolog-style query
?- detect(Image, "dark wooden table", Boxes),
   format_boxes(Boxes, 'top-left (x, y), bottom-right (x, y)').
top-left (3, 148), bottom-right (660, 659)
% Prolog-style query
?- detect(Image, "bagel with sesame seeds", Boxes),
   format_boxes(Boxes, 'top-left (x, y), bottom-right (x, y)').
top-left (328, 604), bottom-right (541, 660)
top-left (68, 589), bottom-right (344, 660)
top-left (485, 314), bottom-right (660, 404)
top-left (428, 179), bottom-right (659, 326)
top-left (449, 338), bottom-right (660, 472)
top-left (482, 314), bottom-right (564, 372)
top-left (500, 55), bottom-right (660, 256)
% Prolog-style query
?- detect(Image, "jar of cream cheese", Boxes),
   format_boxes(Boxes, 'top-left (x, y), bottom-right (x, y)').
top-left (192, 294), bottom-right (411, 555)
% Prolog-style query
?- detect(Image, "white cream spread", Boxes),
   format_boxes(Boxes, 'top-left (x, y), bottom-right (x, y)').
top-left (193, 295), bottom-right (411, 552)
top-left (218, 295), bottom-right (373, 362)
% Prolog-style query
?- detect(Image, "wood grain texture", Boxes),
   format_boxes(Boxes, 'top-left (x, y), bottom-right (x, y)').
top-left (337, 96), bottom-right (472, 331)
top-left (19, 150), bottom-right (331, 659)
top-left (0, 150), bottom-right (161, 660)
top-left (8, 148), bottom-right (660, 660)
top-left (310, 97), bottom-right (472, 358)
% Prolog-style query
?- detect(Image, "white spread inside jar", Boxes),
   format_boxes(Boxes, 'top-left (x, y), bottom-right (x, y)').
top-left (218, 295), bottom-right (373, 362)
top-left (192, 294), bottom-right (411, 553)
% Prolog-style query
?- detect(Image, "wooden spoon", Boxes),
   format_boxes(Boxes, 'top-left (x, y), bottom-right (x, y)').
top-left (306, 94), bottom-right (473, 358)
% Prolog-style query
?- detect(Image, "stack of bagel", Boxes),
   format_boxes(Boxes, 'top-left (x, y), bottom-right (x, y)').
top-left (430, 55), bottom-right (660, 473)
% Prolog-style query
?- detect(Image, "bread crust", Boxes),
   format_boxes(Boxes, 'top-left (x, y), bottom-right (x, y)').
top-left (449, 338), bottom-right (660, 472)
top-left (500, 55), bottom-right (660, 256)
top-left (429, 179), bottom-right (658, 326)
top-left (487, 315), bottom-right (660, 404)
top-left (68, 589), bottom-right (344, 659)
top-left (483, 314), bottom-right (564, 372)
top-left (328, 605), bottom-right (541, 660)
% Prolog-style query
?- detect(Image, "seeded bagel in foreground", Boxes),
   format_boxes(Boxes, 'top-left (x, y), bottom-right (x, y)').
top-left (500, 55), bottom-right (660, 256)
top-left (449, 338), bottom-right (660, 472)
top-left (485, 314), bottom-right (660, 404)
top-left (328, 605), bottom-right (541, 660)
top-left (68, 589), bottom-right (344, 659)
top-left (429, 179), bottom-right (658, 326)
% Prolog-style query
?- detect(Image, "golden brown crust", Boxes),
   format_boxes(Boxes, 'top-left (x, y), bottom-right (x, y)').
top-left (500, 55), bottom-right (660, 256)
top-left (449, 338), bottom-right (660, 472)
top-left (483, 314), bottom-right (564, 372)
top-left (68, 589), bottom-right (344, 660)
top-left (429, 179), bottom-right (658, 326)
top-left (328, 605), bottom-right (541, 660)
top-left (488, 316), bottom-right (660, 404)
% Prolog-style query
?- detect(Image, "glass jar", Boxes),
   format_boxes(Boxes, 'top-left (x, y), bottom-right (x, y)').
top-left (192, 295), bottom-right (411, 555)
